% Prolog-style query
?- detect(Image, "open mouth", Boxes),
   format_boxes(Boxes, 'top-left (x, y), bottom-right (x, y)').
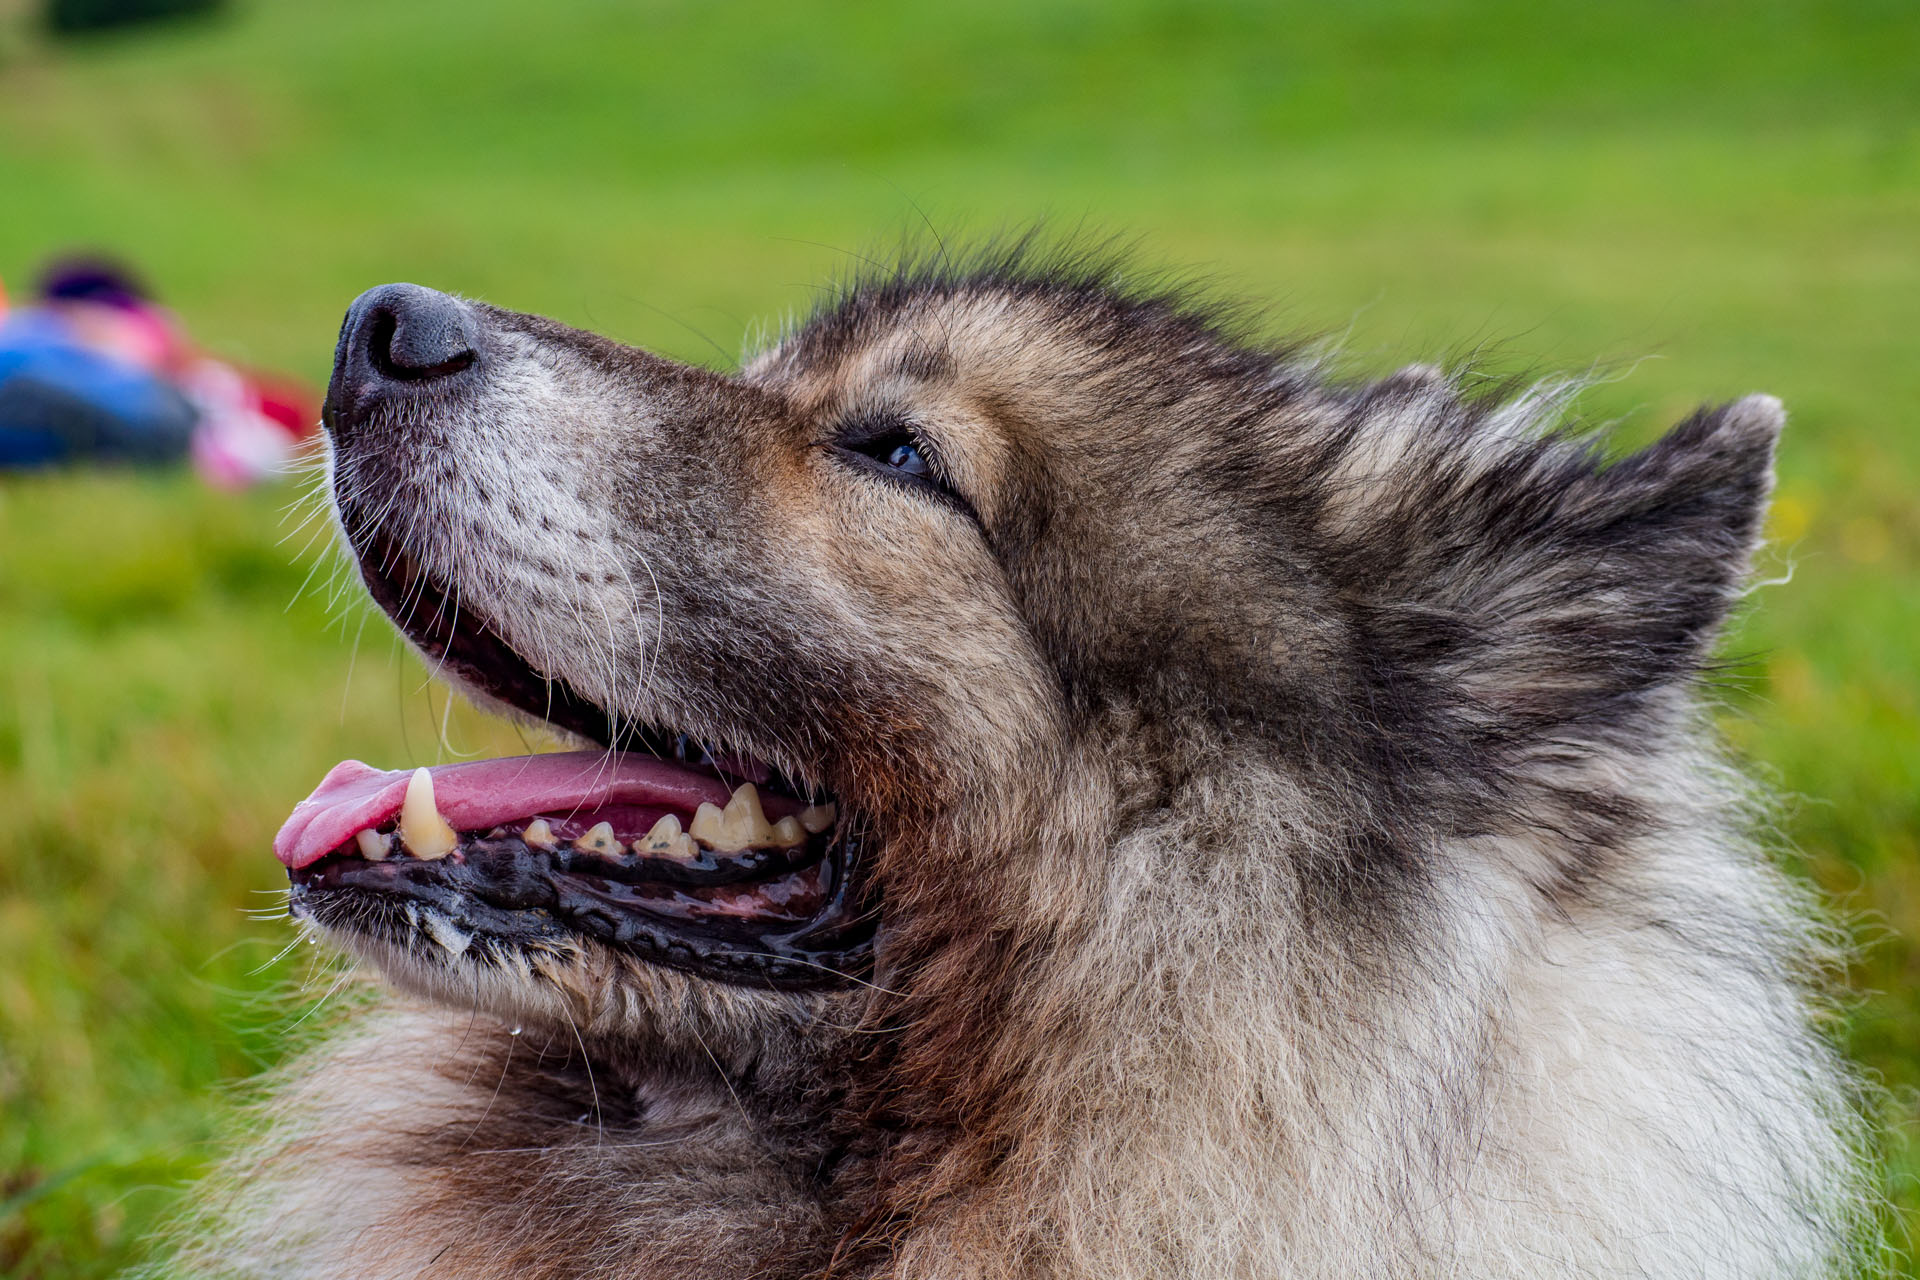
top-left (280, 513), bottom-right (877, 990)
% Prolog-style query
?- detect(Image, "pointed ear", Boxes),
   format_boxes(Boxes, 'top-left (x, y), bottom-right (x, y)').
top-left (1361, 394), bottom-right (1783, 736)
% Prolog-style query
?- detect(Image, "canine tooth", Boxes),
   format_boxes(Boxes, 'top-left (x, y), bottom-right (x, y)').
top-left (639, 813), bottom-right (684, 853)
top-left (798, 803), bottom-right (836, 834)
top-left (354, 828), bottom-right (392, 861)
top-left (768, 816), bottom-right (805, 848)
top-left (689, 801), bottom-right (727, 848)
top-left (574, 821), bottom-right (624, 857)
top-left (399, 767), bottom-right (457, 860)
top-left (522, 818), bottom-right (556, 849)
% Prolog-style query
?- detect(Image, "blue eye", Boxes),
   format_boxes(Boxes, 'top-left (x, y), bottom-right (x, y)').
top-left (885, 441), bottom-right (931, 477)
top-left (833, 413), bottom-right (974, 518)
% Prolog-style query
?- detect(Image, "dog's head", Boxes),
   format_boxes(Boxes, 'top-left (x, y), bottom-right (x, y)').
top-left (285, 257), bottom-right (1782, 1065)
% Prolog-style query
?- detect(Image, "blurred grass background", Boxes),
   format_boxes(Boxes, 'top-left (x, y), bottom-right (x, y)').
top-left (0, 0), bottom-right (1915, 1273)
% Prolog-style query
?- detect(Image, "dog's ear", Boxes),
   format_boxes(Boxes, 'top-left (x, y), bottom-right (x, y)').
top-left (1344, 393), bottom-right (1782, 736)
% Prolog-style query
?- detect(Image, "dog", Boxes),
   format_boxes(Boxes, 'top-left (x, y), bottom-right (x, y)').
top-left (171, 245), bottom-right (1876, 1278)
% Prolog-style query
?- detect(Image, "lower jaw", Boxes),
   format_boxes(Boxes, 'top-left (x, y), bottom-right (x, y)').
top-left (291, 833), bottom-right (878, 990)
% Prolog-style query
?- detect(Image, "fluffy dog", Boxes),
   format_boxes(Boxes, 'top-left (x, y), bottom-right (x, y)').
top-left (174, 246), bottom-right (1874, 1278)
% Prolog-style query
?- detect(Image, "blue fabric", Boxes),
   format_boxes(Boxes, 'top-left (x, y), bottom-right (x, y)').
top-left (0, 310), bottom-right (197, 467)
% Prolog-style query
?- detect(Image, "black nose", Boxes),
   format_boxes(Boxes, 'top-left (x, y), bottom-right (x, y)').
top-left (326, 283), bottom-right (481, 434)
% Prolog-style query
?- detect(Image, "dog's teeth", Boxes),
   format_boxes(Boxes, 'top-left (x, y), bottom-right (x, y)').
top-left (720, 783), bottom-right (774, 850)
top-left (690, 786), bottom-right (789, 851)
top-left (728, 784), bottom-right (759, 814)
top-left (626, 818), bottom-right (698, 862)
top-left (639, 813), bottom-right (684, 854)
top-left (574, 821), bottom-right (624, 857)
top-left (354, 828), bottom-right (392, 861)
top-left (798, 803), bottom-right (836, 834)
top-left (689, 801), bottom-right (727, 848)
top-left (768, 816), bottom-right (805, 848)
top-left (399, 767), bottom-right (458, 860)
top-left (522, 818), bottom-right (556, 849)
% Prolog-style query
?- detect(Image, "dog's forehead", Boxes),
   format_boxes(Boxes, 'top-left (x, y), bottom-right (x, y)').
top-left (750, 287), bottom-right (1098, 409)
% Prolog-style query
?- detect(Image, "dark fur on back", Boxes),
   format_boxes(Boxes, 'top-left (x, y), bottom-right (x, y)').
top-left (170, 243), bottom-right (1876, 1279)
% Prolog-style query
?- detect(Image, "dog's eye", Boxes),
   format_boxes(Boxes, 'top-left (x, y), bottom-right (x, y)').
top-left (831, 414), bottom-right (974, 519)
top-left (878, 438), bottom-right (931, 479)
top-left (840, 421), bottom-right (932, 476)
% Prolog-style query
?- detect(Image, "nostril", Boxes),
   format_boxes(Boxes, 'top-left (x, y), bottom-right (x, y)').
top-left (364, 308), bottom-right (403, 376)
top-left (326, 284), bottom-right (485, 440)
top-left (371, 306), bottom-right (476, 381)
top-left (353, 284), bottom-right (481, 384)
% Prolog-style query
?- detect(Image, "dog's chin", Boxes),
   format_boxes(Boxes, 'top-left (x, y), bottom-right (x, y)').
top-left (311, 910), bottom-right (824, 1053)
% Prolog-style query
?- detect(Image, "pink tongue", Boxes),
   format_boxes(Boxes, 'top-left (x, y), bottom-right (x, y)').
top-left (274, 751), bottom-right (739, 870)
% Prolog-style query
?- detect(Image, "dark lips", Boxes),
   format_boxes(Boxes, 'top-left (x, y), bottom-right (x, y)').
top-left (290, 826), bottom-right (877, 990)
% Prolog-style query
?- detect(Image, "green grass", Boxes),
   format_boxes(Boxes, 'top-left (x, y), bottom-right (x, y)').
top-left (1, 0), bottom-right (1916, 1273)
